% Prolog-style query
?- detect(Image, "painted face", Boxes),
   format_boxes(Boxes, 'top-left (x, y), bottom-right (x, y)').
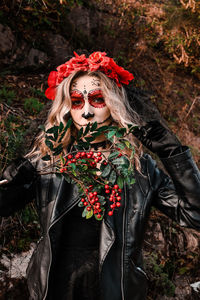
top-left (70, 75), bottom-right (111, 129)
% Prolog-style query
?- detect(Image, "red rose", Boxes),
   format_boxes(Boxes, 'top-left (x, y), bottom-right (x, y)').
top-left (45, 86), bottom-right (57, 100)
top-left (45, 71), bottom-right (57, 100)
top-left (88, 52), bottom-right (110, 71)
top-left (109, 59), bottom-right (134, 86)
top-left (47, 71), bottom-right (57, 87)
top-left (68, 52), bottom-right (89, 71)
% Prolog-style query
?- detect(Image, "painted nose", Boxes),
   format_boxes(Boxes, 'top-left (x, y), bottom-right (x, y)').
top-left (82, 100), bottom-right (94, 119)
top-left (82, 112), bottom-right (94, 119)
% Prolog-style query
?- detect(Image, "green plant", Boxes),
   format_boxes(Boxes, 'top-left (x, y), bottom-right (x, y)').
top-left (0, 114), bottom-right (29, 172)
top-left (0, 87), bottom-right (16, 105)
top-left (29, 87), bottom-right (46, 100)
top-left (24, 97), bottom-right (44, 115)
top-left (145, 253), bottom-right (176, 297)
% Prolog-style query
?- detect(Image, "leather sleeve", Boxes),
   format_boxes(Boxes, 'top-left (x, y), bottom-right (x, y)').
top-left (0, 158), bottom-right (38, 217)
top-left (149, 148), bottom-right (200, 230)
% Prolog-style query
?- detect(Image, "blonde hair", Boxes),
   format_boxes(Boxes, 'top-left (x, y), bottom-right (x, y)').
top-left (26, 70), bottom-right (143, 171)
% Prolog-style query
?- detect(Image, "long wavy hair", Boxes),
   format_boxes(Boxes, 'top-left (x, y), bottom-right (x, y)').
top-left (26, 70), bottom-right (143, 171)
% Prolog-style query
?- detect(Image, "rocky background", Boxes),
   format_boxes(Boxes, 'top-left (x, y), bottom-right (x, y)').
top-left (0, 0), bottom-right (200, 299)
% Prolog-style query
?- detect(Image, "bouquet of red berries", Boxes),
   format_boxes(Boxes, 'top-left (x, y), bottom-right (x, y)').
top-left (41, 119), bottom-right (136, 221)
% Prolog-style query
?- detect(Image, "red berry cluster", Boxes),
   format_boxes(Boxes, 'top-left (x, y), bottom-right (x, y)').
top-left (104, 184), bottom-right (122, 216)
top-left (58, 151), bottom-right (123, 220)
top-left (59, 151), bottom-right (104, 172)
top-left (81, 185), bottom-right (103, 220)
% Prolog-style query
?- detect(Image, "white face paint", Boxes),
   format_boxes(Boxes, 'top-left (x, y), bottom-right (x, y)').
top-left (70, 75), bottom-right (111, 130)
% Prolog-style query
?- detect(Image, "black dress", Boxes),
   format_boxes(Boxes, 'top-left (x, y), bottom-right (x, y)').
top-left (46, 202), bottom-right (102, 300)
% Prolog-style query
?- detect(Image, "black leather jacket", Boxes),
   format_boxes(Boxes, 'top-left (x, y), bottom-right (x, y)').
top-left (0, 148), bottom-right (200, 300)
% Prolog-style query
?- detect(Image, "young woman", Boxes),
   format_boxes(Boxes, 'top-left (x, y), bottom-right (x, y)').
top-left (0, 51), bottom-right (200, 300)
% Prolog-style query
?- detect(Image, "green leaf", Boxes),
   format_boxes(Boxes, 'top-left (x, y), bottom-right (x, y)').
top-left (46, 125), bottom-right (59, 135)
top-left (78, 201), bottom-right (84, 207)
top-left (60, 155), bottom-right (65, 165)
top-left (124, 140), bottom-right (131, 149)
top-left (109, 170), bottom-right (117, 184)
top-left (116, 131), bottom-right (123, 138)
top-left (45, 139), bottom-right (54, 150)
top-left (122, 156), bottom-right (130, 168)
top-left (101, 164), bottom-right (111, 177)
top-left (100, 162), bottom-right (106, 172)
top-left (47, 135), bottom-right (56, 142)
top-left (117, 176), bottom-right (123, 189)
top-left (83, 122), bottom-right (91, 136)
top-left (91, 132), bottom-right (101, 138)
top-left (86, 209), bottom-right (93, 219)
top-left (78, 127), bottom-right (83, 139)
top-left (85, 136), bottom-right (95, 142)
top-left (59, 122), bottom-right (64, 133)
top-left (112, 157), bottom-right (124, 165)
top-left (81, 165), bottom-right (88, 171)
top-left (42, 154), bottom-right (51, 161)
top-left (116, 143), bottom-right (125, 150)
top-left (52, 145), bottom-right (63, 156)
top-left (58, 131), bottom-right (66, 143)
top-left (107, 130), bottom-right (116, 139)
top-left (70, 163), bottom-right (76, 170)
top-left (91, 122), bottom-right (98, 131)
top-left (82, 207), bottom-right (87, 217)
top-left (108, 151), bottom-right (119, 160)
top-left (69, 168), bottom-right (77, 177)
top-left (96, 125), bottom-right (109, 133)
top-left (64, 118), bottom-right (72, 131)
top-left (130, 178), bottom-right (135, 185)
top-left (112, 156), bottom-right (130, 168)
top-left (116, 128), bottom-right (126, 137)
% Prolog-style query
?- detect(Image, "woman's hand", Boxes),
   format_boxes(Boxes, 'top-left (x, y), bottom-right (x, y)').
top-left (133, 120), bottom-right (182, 157)
top-left (1, 157), bottom-right (36, 186)
top-left (0, 179), bottom-right (8, 185)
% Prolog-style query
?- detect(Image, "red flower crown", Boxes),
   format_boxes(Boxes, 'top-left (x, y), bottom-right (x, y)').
top-left (45, 51), bottom-right (134, 100)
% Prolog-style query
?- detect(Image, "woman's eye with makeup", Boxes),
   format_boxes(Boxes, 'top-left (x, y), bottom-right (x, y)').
top-left (71, 98), bottom-right (84, 109)
top-left (73, 100), bottom-right (82, 106)
top-left (93, 98), bottom-right (104, 103)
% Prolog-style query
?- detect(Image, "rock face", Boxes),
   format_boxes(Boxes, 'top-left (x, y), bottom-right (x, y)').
top-left (144, 211), bottom-right (200, 299)
top-left (41, 32), bottom-right (72, 66)
top-left (0, 244), bottom-right (35, 279)
top-left (0, 24), bottom-right (15, 56)
top-left (0, 23), bottom-right (48, 69)
top-left (0, 24), bottom-right (72, 69)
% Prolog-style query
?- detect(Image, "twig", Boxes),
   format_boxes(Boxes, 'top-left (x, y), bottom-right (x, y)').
top-left (1, 102), bottom-right (27, 119)
top-left (184, 96), bottom-right (200, 120)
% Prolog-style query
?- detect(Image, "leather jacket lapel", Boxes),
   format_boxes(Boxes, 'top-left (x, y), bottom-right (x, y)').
top-left (50, 176), bottom-right (79, 224)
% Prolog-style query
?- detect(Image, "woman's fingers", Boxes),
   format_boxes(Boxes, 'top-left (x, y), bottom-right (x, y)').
top-left (0, 179), bottom-right (8, 185)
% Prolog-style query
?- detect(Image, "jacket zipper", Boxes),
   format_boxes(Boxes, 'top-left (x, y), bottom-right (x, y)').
top-left (43, 195), bottom-right (80, 300)
top-left (121, 183), bottom-right (127, 300)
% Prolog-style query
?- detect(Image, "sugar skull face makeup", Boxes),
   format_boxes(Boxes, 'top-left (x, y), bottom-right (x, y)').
top-left (70, 75), bottom-right (111, 129)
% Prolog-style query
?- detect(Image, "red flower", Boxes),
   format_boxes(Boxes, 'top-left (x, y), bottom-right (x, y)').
top-left (109, 58), bottom-right (134, 86)
top-left (45, 86), bottom-right (57, 100)
top-left (45, 71), bottom-right (58, 100)
top-left (68, 52), bottom-right (89, 72)
top-left (45, 51), bottom-right (134, 100)
top-left (47, 71), bottom-right (57, 87)
top-left (88, 52), bottom-right (110, 71)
